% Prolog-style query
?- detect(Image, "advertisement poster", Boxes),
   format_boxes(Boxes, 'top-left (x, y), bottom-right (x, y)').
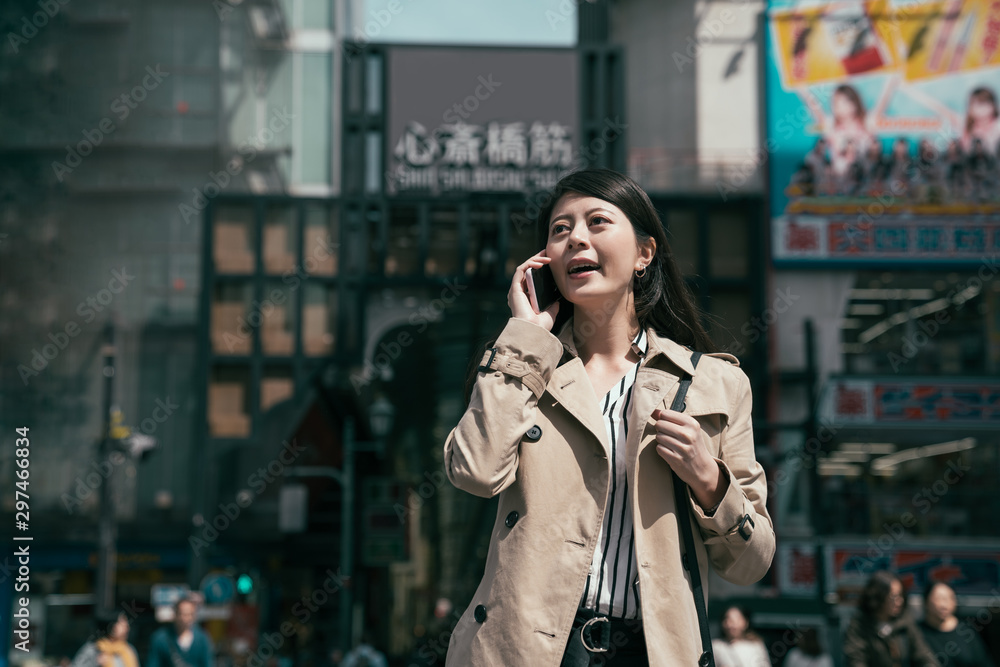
top-left (767, 0), bottom-right (1000, 263)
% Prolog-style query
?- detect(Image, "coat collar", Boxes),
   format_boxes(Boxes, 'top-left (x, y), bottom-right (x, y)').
top-left (556, 315), bottom-right (698, 377)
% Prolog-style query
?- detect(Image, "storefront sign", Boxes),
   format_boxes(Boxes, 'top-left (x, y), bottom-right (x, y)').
top-left (820, 378), bottom-right (1000, 424)
top-left (386, 47), bottom-right (578, 194)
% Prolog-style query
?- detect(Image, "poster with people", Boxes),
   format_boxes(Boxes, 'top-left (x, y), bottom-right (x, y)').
top-left (766, 0), bottom-right (1000, 263)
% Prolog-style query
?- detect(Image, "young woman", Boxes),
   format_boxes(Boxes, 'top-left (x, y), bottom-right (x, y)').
top-left (70, 613), bottom-right (140, 667)
top-left (960, 87), bottom-right (999, 156)
top-left (712, 606), bottom-right (770, 667)
top-left (811, 84), bottom-right (875, 180)
top-left (843, 571), bottom-right (938, 667)
top-left (443, 169), bottom-right (774, 666)
top-left (919, 581), bottom-right (995, 667)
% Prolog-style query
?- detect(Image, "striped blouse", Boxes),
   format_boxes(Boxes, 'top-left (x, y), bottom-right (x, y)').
top-left (579, 327), bottom-right (648, 619)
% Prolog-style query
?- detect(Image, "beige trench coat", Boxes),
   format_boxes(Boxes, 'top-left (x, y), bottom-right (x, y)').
top-left (443, 316), bottom-right (775, 666)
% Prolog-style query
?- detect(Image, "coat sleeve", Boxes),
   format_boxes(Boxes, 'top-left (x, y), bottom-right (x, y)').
top-left (687, 367), bottom-right (775, 585)
top-left (444, 317), bottom-right (564, 498)
top-left (842, 616), bottom-right (870, 667)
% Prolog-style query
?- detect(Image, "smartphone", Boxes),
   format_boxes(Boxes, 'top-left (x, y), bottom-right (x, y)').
top-left (526, 265), bottom-right (562, 313)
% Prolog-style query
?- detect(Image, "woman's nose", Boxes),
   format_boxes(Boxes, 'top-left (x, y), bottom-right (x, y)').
top-left (567, 223), bottom-right (589, 247)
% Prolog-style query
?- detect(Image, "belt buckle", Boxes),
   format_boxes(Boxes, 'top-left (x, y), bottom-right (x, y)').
top-left (579, 615), bottom-right (611, 653)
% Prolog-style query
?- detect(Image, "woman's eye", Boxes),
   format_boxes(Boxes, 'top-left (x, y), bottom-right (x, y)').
top-left (591, 216), bottom-right (609, 225)
top-left (551, 224), bottom-right (568, 235)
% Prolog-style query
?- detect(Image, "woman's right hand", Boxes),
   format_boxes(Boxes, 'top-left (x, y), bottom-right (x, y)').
top-left (508, 251), bottom-right (560, 330)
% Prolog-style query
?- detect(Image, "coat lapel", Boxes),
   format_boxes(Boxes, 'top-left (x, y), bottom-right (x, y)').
top-left (545, 316), bottom-right (716, 457)
top-left (625, 366), bottom-right (680, 466)
top-left (545, 358), bottom-right (608, 453)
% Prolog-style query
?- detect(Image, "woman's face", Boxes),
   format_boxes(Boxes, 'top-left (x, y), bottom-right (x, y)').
top-left (545, 192), bottom-right (653, 311)
top-left (880, 579), bottom-right (904, 619)
top-left (722, 608), bottom-right (749, 641)
top-left (969, 98), bottom-right (997, 124)
top-left (110, 615), bottom-right (129, 640)
top-left (925, 584), bottom-right (957, 624)
top-left (833, 92), bottom-right (859, 123)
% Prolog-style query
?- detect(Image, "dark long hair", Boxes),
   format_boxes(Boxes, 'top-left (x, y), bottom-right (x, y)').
top-left (859, 570), bottom-right (901, 618)
top-left (533, 168), bottom-right (716, 352)
top-left (464, 168), bottom-right (716, 403)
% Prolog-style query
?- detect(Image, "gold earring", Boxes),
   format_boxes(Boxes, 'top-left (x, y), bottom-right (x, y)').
top-left (635, 266), bottom-right (646, 278)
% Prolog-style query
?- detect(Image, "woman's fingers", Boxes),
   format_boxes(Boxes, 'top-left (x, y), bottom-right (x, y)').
top-left (509, 251), bottom-right (555, 324)
top-left (652, 409), bottom-right (712, 484)
top-left (511, 252), bottom-right (551, 291)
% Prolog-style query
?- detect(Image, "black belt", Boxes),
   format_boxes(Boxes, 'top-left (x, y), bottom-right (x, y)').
top-left (562, 608), bottom-right (646, 665)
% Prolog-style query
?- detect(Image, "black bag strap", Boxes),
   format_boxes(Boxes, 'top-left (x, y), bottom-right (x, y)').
top-left (669, 351), bottom-right (715, 667)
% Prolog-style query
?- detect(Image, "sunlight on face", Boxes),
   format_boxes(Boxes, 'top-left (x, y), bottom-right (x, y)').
top-left (175, 600), bottom-right (197, 631)
top-left (926, 583), bottom-right (956, 623)
top-left (110, 615), bottom-right (129, 641)
top-left (882, 579), bottom-right (904, 619)
top-left (544, 192), bottom-right (651, 312)
top-left (722, 607), bottom-right (749, 641)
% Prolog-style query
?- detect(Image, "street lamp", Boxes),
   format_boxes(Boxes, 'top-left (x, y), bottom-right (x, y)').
top-left (369, 394), bottom-right (395, 443)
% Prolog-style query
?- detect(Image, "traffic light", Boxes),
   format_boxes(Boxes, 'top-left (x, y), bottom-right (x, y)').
top-left (237, 573), bottom-right (253, 595)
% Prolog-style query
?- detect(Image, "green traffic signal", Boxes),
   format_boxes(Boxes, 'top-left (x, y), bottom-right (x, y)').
top-left (237, 574), bottom-right (253, 594)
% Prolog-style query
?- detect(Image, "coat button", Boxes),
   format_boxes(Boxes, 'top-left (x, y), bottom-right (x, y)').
top-left (525, 425), bottom-right (542, 441)
top-left (699, 652), bottom-right (711, 667)
top-left (474, 604), bottom-right (487, 623)
top-left (505, 511), bottom-right (519, 528)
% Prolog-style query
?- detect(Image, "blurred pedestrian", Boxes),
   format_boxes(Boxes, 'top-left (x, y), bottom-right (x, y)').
top-left (918, 581), bottom-right (994, 667)
top-left (843, 570), bottom-right (939, 667)
top-left (783, 628), bottom-right (832, 667)
top-left (70, 612), bottom-right (140, 667)
top-left (341, 634), bottom-right (387, 667)
top-left (444, 168), bottom-right (774, 665)
top-left (712, 605), bottom-right (770, 667)
top-left (147, 596), bottom-right (213, 667)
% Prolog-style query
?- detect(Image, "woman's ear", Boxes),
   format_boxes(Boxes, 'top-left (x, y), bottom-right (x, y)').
top-left (639, 237), bottom-right (656, 268)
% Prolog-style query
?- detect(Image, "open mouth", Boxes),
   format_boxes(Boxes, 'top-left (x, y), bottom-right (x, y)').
top-left (568, 263), bottom-right (600, 276)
